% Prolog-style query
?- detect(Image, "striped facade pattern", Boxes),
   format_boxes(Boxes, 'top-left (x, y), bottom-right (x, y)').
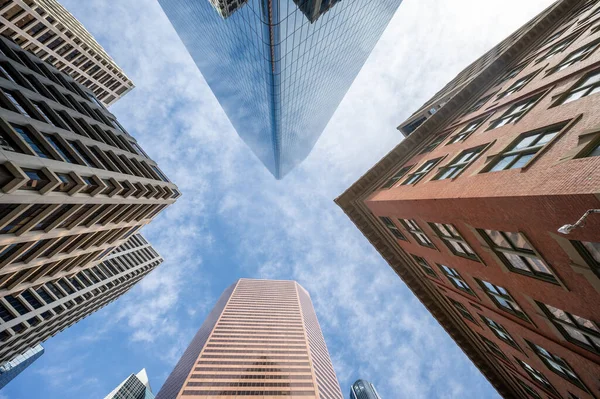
top-left (0, 233), bottom-right (162, 363)
top-left (0, 0), bottom-right (134, 106)
top-left (158, 279), bottom-right (343, 398)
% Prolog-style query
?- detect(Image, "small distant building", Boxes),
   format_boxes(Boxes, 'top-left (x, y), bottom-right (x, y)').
top-left (0, 344), bottom-right (44, 389)
top-left (104, 368), bottom-right (154, 399)
top-left (350, 379), bottom-right (381, 399)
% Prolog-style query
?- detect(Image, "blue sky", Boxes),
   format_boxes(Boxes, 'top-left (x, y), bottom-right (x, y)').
top-left (0, 0), bottom-right (554, 398)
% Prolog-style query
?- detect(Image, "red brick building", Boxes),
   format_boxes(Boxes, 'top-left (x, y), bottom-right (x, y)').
top-left (336, 1), bottom-right (600, 398)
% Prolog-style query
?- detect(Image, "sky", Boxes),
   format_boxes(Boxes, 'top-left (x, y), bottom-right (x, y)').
top-left (0, 0), bottom-right (555, 398)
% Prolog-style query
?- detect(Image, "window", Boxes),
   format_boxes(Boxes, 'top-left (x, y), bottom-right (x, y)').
top-left (379, 217), bottom-right (407, 240)
top-left (481, 315), bottom-right (520, 349)
top-left (538, 302), bottom-right (600, 354)
top-left (1, 90), bottom-right (31, 118)
top-left (429, 223), bottom-right (478, 260)
top-left (537, 36), bottom-right (576, 63)
top-left (381, 165), bottom-right (412, 189)
top-left (527, 341), bottom-right (587, 390)
top-left (400, 219), bottom-right (434, 248)
top-left (0, 64), bottom-right (18, 84)
top-left (488, 94), bottom-right (542, 130)
top-left (477, 279), bottom-right (529, 320)
top-left (582, 140), bottom-right (600, 157)
top-left (433, 146), bottom-right (485, 180)
top-left (486, 125), bottom-right (562, 172)
top-left (31, 102), bottom-right (58, 127)
top-left (402, 158), bottom-right (443, 185)
top-left (447, 119), bottom-right (484, 144)
top-left (560, 69), bottom-right (600, 104)
top-left (465, 93), bottom-right (494, 115)
top-left (22, 169), bottom-right (49, 191)
top-left (479, 229), bottom-right (556, 282)
top-left (12, 125), bottom-right (51, 158)
top-left (44, 134), bottom-right (77, 163)
top-left (516, 359), bottom-right (557, 394)
top-left (497, 63), bottom-right (526, 86)
top-left (572, 241), bottom-right (600, 277)
top-left (438, 265), bottom-right (474, 295)
top-left (448, 297), bottom-right (476, 323)
top-left (420, 133), bottom-right (449, 154)
top-left (553, 40), bottom-right (600, 72)
top-left (479, 334), bottom-right (509, 361)
top-left (517, 379), bottom-right (542, 399)
top-left (498, 72), bottom-right (538, 100)
top-left (67, 141), bottom-right (96, 167)
top-left (412, 255), bottom-right (437, 277)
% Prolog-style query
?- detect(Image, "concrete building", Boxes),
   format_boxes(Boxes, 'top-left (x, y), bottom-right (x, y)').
top-left (0, 233), bottom-right (163, 365)
top-left (0, 33), bottom-right (178, 365)
top-left (158, 0), bottom-right (402, 178)
top-left (336, 1), bottom-right (600, 398)
top-left (156, 279), bottom-right (343, 399)
top-left (0, 344), bottom-right (43, 389)
top-left (350, 379), bottom-right (381, 399)
top-left (104, 368), bottom-right (155, 399)
top-left (0, 0), bottom-right (134, 106)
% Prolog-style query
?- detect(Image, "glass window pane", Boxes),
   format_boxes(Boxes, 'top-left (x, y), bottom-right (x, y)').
top-left (582, 241), bottom-right (600, 263)
top-left (505, 253), bottom-right (530, 271)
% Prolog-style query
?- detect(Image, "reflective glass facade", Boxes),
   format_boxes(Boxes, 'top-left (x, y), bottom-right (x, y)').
top-left (350, 379), bottom-right (381, 399)
top-left (0, 345), bottom-right (44, 389)
top-left (158, 0), bottom-right (403, 178)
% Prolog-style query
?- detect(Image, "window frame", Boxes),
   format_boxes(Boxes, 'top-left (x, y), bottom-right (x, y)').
top-left (496, 70), bottom-right (541, 100)
top-left (525, 340), bottom-right (589, 391)
top-left (433, 144), bottom-right (488, 180)
top-left (537, 301), bottom-right (600, 354)
top-left (479, 333), bottom-right (510, 362)
top-left (448, 297), bottom-right (477, 324)
top-left (381, 165), bottom-right (414, 189)
top-left (379, 216), bottom-right (407, 241)
top-left (571, 240), bottom-right (600, 278)
top-left (429, 222), bottom-right (480, 261)
top-left (438, 264), bottom-right (475, 295)
top-left (516, 358), bottom-right (559, 396)
top-left (446, 118), bottom-right (486, 145)
top-left (487, 93), bottom-right (545, 131)
top-left (478, 229), bottom-right (558, 283)
top-left (480, 314), bottom-right (521, 350)
top-left (399, 219), bottom-right (435, 248)
top-left (554, 67), bottom-right (600, 105)
top-left (476, 279), bottom-right (530, 321)
top-left (420, 132), bottom-right (450, 154)
top-left (550, 38), bottom-right (600, 74)
top-left (401, 157), bottom-right (444, 185)
top-left (484, 123), bottom-right (569, 173)
top-left (411, 255), bottom-right (438, 278)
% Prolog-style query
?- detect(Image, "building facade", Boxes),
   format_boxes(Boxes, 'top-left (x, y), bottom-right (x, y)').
top-left (0, 233), bottom-right (163, 365)
top-left (350, 379), bottom-right (381, 399)
top-left (158, 0), bottom-right (403, 179)
top-left (0, 344), bottom-right (42, 389)
top-left (0, 0), bottom-right (134, 106)
top-left (156, 278), bottom-right (343, 399)
top-left (0, 33), bottom-right (177, 365)
top-left (104, 368), bottom-right (155, 399)
top-left (337, 1), bottom-right (600, 398)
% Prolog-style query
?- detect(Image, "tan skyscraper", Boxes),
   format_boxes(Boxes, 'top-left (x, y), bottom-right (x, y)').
top-left (0, 0), bottom-right (135, 106)
top-left (156, 279), bottom-right (343, 399)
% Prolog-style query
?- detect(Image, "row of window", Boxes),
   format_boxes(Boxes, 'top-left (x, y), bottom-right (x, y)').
top-left (181, 391), bottom-right (315, 396)
top-left (187, 382), bottom-right (313, 387)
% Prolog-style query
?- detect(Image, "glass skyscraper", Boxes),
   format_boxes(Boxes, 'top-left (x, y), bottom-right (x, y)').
top-left (350, 379), bottom-right (382, 399)
top-left (0, 345), bottom-right (44, 389)
top-left (158, 0), bottom-right (403, 178)
top-left (104, 369), bottom-right (155, 399)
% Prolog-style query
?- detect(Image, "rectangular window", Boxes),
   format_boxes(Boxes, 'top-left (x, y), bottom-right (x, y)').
top-left (429, 223), bottom-right (478, 260)
top-left (527, 341), bottom-right (587, 390)
top-left (420, 133), bottom-right (449, 154)
top-left (402, 158), bottom-right (443, 185)
top-left (43, 134), bottom-right (77, 164)
top-left (486, 125), bottom-right (562, 172)
top-left (479, 229), bottom-right (556, 282)
top-left (517, 379), bottom-right (542, 399)
top-left (2, 89), bottom-right (31, 117)
top-left (438, 264), bottom-right (474, 295)
top-left (379, 217), bottom-right (407, 241)
top-left (447, 119), bottom-right (484, 144)
top-left (479, 334), bottom-right (509, 361)
top-left (516, 359), bottom-right (557, 395)
top-left (448, 297), bottom-right (477, 323)
top-left (433, 145), bottom-right (485, 180)
top-left (12, 124), bottom-right (51, 158)
top-left (536, 36), bottom-right (576, 63)
top-left (560, 69), bottom-right (600, 104)
top-left (412, 255), bottom-right (437, 278)
top-left (553, 40), bottom-right (600, 72)
top-left (488, 94), bottom-right (542, 130)
top-left (497, 72), bottom-right (538, 99)
top-left (572, 241), bottom-right (600, 278)
top-left (67, 141), bottom-right (96, 167)
top-left (22, 169), bottom-right (50, 191)
top-left (538, 302), bottom-right (600, 354)
top-left (481, 315), bottom-right (520, 349)
top-left (400, 219), bottom-right (434, 248)
top-left (465, 93), bottom-right (494, 115)
top-left (477, 279), bottom-right (529, 320)
top-left (496, 63), bottom-right (526, 86)
top-left (381, 166), bottom-right (413, 189)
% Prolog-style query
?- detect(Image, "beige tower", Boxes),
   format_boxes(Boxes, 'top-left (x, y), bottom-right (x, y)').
top-left (0, 0), bottom-right (135, 106)
top-left (156, 279), bottom-right (344, 399)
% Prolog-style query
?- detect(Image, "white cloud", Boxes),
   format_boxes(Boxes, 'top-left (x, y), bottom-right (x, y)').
top-left (24, 0), bottom-right (556, 397)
